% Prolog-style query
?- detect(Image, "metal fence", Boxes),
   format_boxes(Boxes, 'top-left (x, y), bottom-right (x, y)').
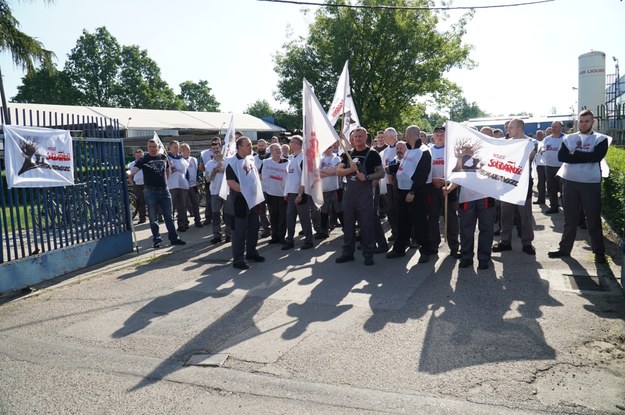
top-left (597, 103), bottom-right (625, 146)
top-left (1, 107), bottom-right (132, 267)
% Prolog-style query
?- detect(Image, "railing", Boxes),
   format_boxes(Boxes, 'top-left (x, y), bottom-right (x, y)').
top-left (0, 107), bottom-right (131, 265)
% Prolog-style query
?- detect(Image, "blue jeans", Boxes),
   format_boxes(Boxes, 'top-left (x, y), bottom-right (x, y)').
top-left (144, 187), bottom-right (179, 243)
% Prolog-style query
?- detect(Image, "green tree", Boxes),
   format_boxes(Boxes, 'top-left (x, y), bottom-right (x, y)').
top-left (0, 0), bottom-right (54, 120)
top-left (12, 65), bottom-right (83, 104)
top-left (116, 45), bottom-right (180, 109)
top-left (244, 99), bottom-right (274, 119)
top-left (274, 0), bottom-right (473, 131)
top-left (64, 27), bottom-right (121, 107)
top-left (177, 80), bottom-right (220, 112)
top-left (449, 97), bottom-right (487, 122)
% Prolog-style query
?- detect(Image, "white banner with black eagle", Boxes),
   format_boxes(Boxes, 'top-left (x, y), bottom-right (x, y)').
top-left (445, 121), bottom-right (534, 206)
top-left (3, 125), bottom-right (74, 189)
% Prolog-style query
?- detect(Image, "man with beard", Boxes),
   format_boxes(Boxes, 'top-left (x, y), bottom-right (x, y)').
top-left (548, 110), bottom-right (610, 264)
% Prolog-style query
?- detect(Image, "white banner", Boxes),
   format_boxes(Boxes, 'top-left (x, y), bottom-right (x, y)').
top-left (3, 125), bottom-right (74, 189)
top-left (303, 79), bottom-right (340, 208)
top-left (152, 131), bottom-right (165, 154)
top-left (445, 121), bottom-right (533, 206)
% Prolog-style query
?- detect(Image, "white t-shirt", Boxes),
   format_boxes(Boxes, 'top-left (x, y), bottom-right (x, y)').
top-left (320, 154), bottom-right (340, 192)
top-left (557, 132), bottom-right (610, 183)
top-left (128, 160), bottom-right (144, 185)
top-left (167, 155), bottom-right (189, 190)
top-left (541, 134), bottom-right (564, 167)
top-left (206, 158), bottom-right (225, 194)
top-left (185, 156), bottom-right (199, 187)
top-left (261, 158), bottom-right (288, 196)
top-left (285, 153), bottom-right (303, 195)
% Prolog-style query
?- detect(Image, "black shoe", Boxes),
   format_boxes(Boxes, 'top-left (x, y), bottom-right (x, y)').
top-left (418, 253), bottom-right (430, 263)
top-left (281, 242), bottom-right (295, 250)
top-left (153, 238), bottom-right (162, 248)
top-left (522, 245), bottom-right (536, 255)
top-left (548, 250), bottom-right (570, 258)
top-left (171, 238), bottom-right (186, 246)
top-left (533, 200), bottom-right (545, 205)
top-left (246, 254), bottom-right (265, 262)
top-left (545, 208), bottom-right (559, 214)
top-left (492, 242), bottom-right (512, 252)
top-left (298, 230), bottom-right (305, 236)
top-left (335, 255), bottom-right (355, 263)
top-left (195, 222), bottom-right (204, 228)
top-left (260, 229), bottom-right (271, 238)
top-left (594, 253), bottom-right (608, 264)
top-left (388, 234), bottom-right (397, 242)
top-left (225, 236), bottom-right (231, 243)
top-left (138, 219), bottom-right (147, 224)
top-left (459, 259), bottom-right (473, 268)
top-left (450, 251), bottom-right (462, 259)
top-left (233, 262), bottom-right (250, 270)
top-left (364, 257), bottom-right (374, 266)
top-left (314, 232), bottom-right (329, 240)
top-left (478, 260), bottom-right (489, 270)
top-left (177, 227), bottom-right (187, 233)
top-left (211, 236), bottom-right (222, 244)
top-left (301, 242), bottom-right (314, 250)
top-left (203, 219), bottom-right (211, 226)
top-left (374, 246), bottom-right (389, 254)
top-left (268, 238), bottom-right (281, 244)
top-left (385, 250), bottom-right (405, 259)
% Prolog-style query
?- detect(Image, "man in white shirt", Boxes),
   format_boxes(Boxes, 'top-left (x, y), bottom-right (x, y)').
top-left (549, 110), bottom-right (610, 264)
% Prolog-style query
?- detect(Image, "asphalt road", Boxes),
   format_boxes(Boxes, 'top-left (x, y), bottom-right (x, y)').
top-left (0, 202), bottom-right (623, 414)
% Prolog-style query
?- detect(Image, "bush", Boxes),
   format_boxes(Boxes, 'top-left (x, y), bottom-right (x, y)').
top-left (602, 146), bottom-right (625, 237)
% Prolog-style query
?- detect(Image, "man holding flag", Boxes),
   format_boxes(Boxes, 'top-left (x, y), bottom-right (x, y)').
top-left (335, 127), bottom-right (384, 266)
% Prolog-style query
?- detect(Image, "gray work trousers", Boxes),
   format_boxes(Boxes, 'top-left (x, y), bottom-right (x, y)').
top-left (428, 187), bottom-right (459, 253)
top-left (232, 207), bottom-right (260, 263)
top-left (500, 196), bottom-right (534, 247)
top-left (285, 193), bottom-right (313, 244)
top-left (545, 166), bottom-right (562, 209)
top-left (458, 198), bottom-right (496, 261)
top-left (559, 179), bottom-right (605, 255)
top-left (342, 178), bottom-right (375, 259)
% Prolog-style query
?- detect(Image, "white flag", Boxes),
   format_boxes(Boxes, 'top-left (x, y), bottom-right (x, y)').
top-left (3, 125), bottom-right (75, 189)
top-left (152, 132), bottom-right (165, 155)
top-left (327, 61), bottom-right (360, 136)
top-left (218, 114), bottom-right (237, 200)
top-left (303, 79), bottom-right (340, 208)
top-left (445, 121), bottom-right (534, 206)
top-left (222, 113), bottom-right (236, 159)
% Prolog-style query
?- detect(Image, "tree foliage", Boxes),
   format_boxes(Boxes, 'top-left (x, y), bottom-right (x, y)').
top-left (116, 45), bottom-right (180, 109)
top-left (12, 65), bottom-right (82, 104)
top-left (64, 27), bottom-right (121, 107)
top-left (244, 99), bottom-right (274, 119)
top-left (449, 97), bottom-right (487, 122)
top-left (13, 26), bottom-right (220, 111)
top-left (274, 0), bottom-right (473, 131)
top-left (178, 80), bottom-right (220, 112)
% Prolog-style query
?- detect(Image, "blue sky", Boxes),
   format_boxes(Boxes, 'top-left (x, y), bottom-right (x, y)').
top-left (1, 0), bottom-right (623, 119)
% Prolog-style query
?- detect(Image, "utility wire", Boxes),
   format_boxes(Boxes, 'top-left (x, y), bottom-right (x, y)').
top-left (257, 0), bottom-right (555, 10)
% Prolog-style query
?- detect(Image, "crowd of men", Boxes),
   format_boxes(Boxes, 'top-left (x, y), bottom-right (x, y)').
top-left (128, 109), bottom-right (610, 269)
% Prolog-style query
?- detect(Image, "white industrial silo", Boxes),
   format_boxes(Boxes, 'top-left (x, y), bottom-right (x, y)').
top-left (578, 51), bottom-right (606, 114)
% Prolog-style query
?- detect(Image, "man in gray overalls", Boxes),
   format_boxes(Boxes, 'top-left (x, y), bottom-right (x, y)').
top-left (335, 127), bottom-right (385, 266)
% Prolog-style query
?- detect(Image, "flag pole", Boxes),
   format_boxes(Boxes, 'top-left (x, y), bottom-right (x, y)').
top-left (339, 61), bottom-right (353, 163)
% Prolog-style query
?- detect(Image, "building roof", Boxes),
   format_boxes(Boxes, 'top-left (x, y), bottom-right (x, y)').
top-left (4, 102), bottom-right (285, 133)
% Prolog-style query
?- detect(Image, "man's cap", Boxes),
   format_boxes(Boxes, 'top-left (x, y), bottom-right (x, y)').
top-left (434, 126), bottom-right (445, 132)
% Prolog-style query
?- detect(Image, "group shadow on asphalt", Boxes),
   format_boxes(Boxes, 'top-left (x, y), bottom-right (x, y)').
top-left (101, 203), bottom-right (625, 393)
